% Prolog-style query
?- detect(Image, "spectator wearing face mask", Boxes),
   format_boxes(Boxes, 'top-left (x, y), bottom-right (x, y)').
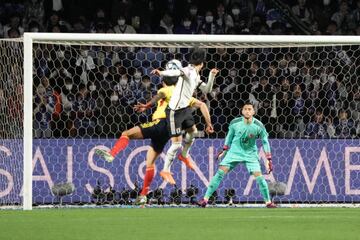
top-left (113, 16), bottom-right (136, 33)
top-left (188, 4), bottom-right (202, 32)
top-left (304, 110), bottom-right (329, 138)
top-left (291, 0), bottom-right (313, 24)
top-left (199, 10), bottom-right (217, 34)
top-left (228, 3), bottom-right (250, 33)
top-left (72, 84), bottom-right (96, 137)
top-left (214, 3), bottom-right (233, 34)
top-left (76, 46), bottom-right (95, 84)
top-left (114, 74), bottom-right (135, 105)
top-left (107, 90), bottom-right (130, 135)
top-left (335, 109), bottom-right (357, 138)
top-left (33, 84), bottom-right (54, 138)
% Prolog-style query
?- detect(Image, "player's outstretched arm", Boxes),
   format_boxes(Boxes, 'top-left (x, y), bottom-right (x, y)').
top-left (190, 98), bottom-right (214, 134)
top-left (133, 91), bottom-right (166, 113)
top-left (198, 68), bottom-right (219, 94)
top-left (151, 68), bottom-right (182, 77)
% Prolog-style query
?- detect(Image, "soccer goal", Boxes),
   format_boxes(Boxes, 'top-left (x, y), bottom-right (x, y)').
top-left (0, 33), bottom-right (359, 210)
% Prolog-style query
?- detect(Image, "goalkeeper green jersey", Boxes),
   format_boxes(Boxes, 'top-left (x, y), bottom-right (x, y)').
top-left (224, 117), bottom-right (271, 161)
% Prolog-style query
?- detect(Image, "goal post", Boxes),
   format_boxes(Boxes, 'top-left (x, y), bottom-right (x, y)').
top-left (4, 33), bottom-right (360, 210)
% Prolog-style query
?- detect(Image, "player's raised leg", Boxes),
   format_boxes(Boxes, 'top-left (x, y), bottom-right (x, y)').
top-left (95, 126), bottom-right (143, 162)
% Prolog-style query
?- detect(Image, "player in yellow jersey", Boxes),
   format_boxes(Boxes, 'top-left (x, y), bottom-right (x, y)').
top-left (95, 60), bottom-right (213, 204)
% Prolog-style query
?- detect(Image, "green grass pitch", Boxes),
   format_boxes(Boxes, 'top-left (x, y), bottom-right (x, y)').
top-left (1, 208), bottom-right (360, 240)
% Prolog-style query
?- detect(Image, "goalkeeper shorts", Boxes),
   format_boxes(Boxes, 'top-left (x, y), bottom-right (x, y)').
top-left (140, 119), bottom-right (170, 153)
top-left (219, 154), bottom-right (261, 174)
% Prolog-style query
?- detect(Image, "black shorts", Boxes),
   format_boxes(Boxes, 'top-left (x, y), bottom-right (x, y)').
top-left (139, 119), bottom-right (170, 153)
top-left (166, 107), bottom-right (195, 137)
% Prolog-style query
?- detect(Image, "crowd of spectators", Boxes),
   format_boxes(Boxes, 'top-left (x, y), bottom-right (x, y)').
top-left (1, 0), bottom-right (360, 37)
top-left (0, 0), bottom-right (359, 139)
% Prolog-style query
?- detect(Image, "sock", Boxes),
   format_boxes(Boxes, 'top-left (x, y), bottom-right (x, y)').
top-left (181, 132), bottom-right (195, 158)
top-left (256, 175), bottom-right (271, 203)
top-left (140, 166), bottom-right (155, 196)
top-left (163, 142), bottom-right (182, 172)
top-left (204, 169), bottom-right (225, 200)
top-left (110, 135), bottom-right (129, 157)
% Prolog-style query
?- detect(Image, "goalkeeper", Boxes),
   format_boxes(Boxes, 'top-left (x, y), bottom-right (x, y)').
top-left (198, 102), bottom-right (277, 208)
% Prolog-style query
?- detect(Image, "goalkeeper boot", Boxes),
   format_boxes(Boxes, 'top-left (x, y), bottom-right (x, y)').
top-left (159, 171), bottom-right (176, 185)
top-left (135, 195), bottom-right (147, 206)
top-left (178, 154), bottom-right (195, 170)
top-left (266, 202), bottom-right (277, 208)
top-left (197, 199), bottom-right (208, 208)
top-left (95, 149), bottom-right (114, 163)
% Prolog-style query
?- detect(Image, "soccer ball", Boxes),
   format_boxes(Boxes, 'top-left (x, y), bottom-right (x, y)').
top-left (166, 59), bottom-right (182, 70)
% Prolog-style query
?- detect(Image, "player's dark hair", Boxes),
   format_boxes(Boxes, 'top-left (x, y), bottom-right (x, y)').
top-left (242, 102), bottom-right (254, 108)
top-left (189, 47), bottom-right (206, 65)
top-left (162, 76), bottom-right (178, 86)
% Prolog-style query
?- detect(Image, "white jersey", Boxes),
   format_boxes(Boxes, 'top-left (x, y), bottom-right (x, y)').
top-left (160, 65), bottom-right (215, 110)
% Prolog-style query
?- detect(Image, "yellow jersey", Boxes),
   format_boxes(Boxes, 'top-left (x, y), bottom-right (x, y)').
top-left (152, 86), bottom-right (196, 121)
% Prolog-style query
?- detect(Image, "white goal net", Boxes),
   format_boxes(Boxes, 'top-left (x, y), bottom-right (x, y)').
top-left (0, 34), bottom-right (359, 209)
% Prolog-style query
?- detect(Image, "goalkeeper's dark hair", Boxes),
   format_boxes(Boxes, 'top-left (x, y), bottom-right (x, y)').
top-left (189, 47), bottom-right (206, 65)
top-left (242, 101), bottom-right (254, 108)
top-left (162, 76), bottom-right (178, 86)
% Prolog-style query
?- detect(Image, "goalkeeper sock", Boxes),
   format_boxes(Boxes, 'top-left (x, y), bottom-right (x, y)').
top-left (110, 135), bottom-right (129, 157)
top-left (181, 132), bottom-right (195, 158)
top-left (256, 175), bottom-right (271, 203)
top-left (163, 142), bottom-right (182, 172)
top-left (140, 166), bottom-right (155, 196)
top-left (204, 169), bottom-right (225, 200)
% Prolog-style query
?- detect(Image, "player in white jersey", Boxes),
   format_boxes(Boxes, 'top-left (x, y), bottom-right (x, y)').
top-left (151, 48), bottom-right (219, 183)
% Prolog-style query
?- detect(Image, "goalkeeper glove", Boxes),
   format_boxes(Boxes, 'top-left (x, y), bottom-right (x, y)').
top-left (216, 145), bottom-right (229, 161)
top-left (265, 153), bottom-right (273, 174)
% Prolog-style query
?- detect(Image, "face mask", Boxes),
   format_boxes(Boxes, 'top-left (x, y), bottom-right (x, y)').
top-left (289, 66), bottom-right (297, 74)
top-left (89, 85), bottom-right (96, 91)
top-left (168, 47), bottom-right (177, 54)
top-left (230, 71), bottom-right (237, 77)
top-left (118, 19), bottom-right (125, 26)
top-left (143, 82), bottom-right (151, 88)
top-left (313, 79), bottom-right (320, 85)
top-left (111, 95), bottom-right (119, 101)
top-left (134, 72), bottom-right (141, 79)
top-left (232, 9), bottom-right (240, 15)
top-left (81, 50), bottom-right (88, 57)
top-left (135, 78), bottom-right (141, 83)
top-left (205, 16), bottom-right (213, 23)
top-left (120, 79), bottom-right (127, 85)
top-left (190, 9), bottom-right (197, 15)
top-left (183, 21), bottom-right (191, 27)
top-left (226, 20), bottom-right (233, 27)
top-left (328, 75), bottom-right (336, 83)
top-left (65, 84), bottom-right (73, 90)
